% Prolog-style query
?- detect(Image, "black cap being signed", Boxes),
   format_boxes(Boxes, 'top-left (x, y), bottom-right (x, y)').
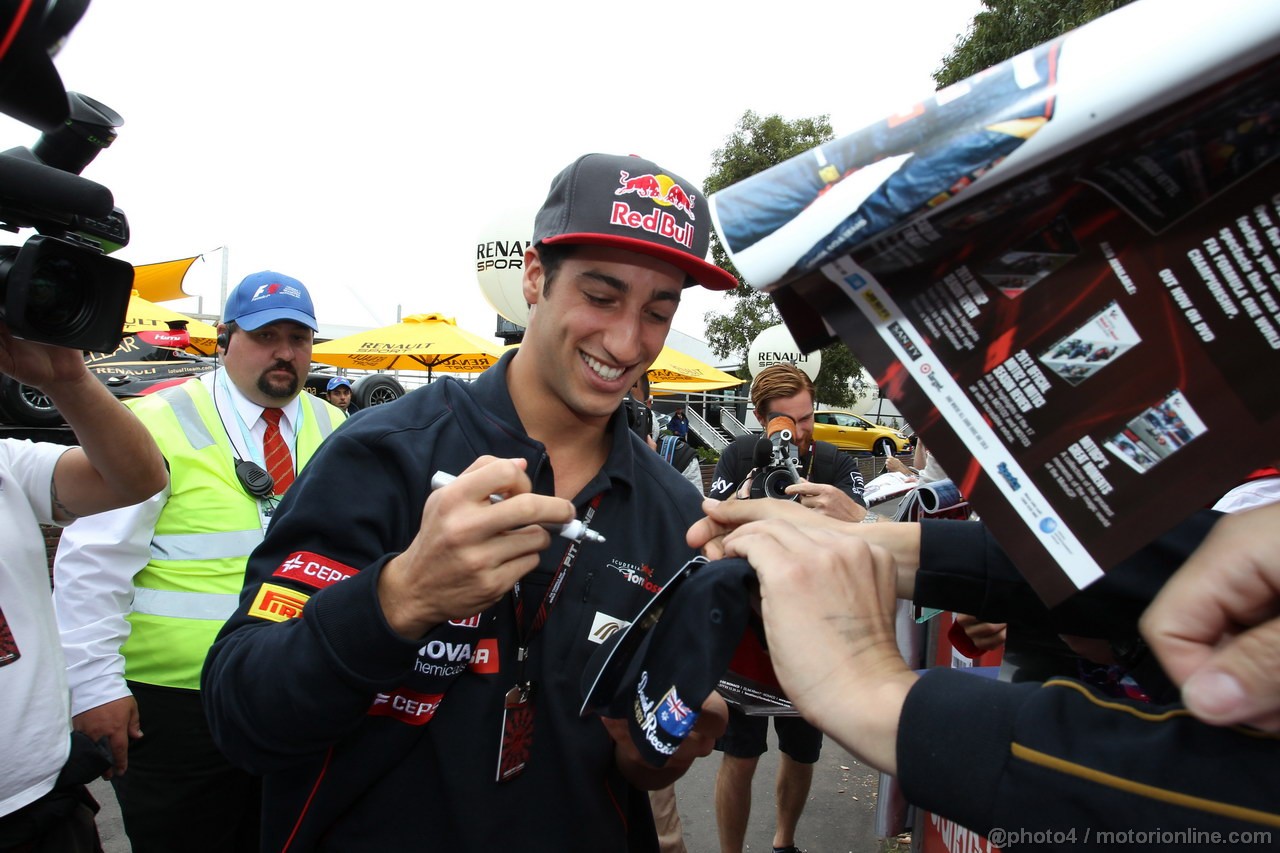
top-left (581, 557), bottom-right (759, 767)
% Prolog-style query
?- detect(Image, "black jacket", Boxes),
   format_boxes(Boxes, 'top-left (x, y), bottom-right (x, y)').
top-left (899, 513), bottom-right (1280, 846)
top-left (202, 354), bottom-right (705, 852)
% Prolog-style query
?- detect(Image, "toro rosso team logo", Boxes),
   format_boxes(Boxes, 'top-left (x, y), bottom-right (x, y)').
top-left (608, 558), bottom-right (661, 595)
top-left (612, 170), bottom-right (697, 250)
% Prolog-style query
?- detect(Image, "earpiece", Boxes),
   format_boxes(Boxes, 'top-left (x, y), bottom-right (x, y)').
top-left (217, 333), bottom-right (229, 351)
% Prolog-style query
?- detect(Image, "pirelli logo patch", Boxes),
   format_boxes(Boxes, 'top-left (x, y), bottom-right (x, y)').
top-left (272, 551), bottom-right (357, 590)
top-left (249, 583), bottom-right (309, 622)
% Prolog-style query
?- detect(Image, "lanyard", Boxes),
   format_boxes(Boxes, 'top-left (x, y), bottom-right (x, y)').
top-left (495, 494), bottom-right (602, 784)
top-left (510, 495), bottom-right (601, 681)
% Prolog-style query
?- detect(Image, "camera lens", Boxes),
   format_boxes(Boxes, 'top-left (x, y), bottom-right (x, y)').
top-left (760, 466), bottom-right (800, 501)
top-left (23, 252), bottom-right (94, 334)
top-left (0, 235), bottom-right (134, 352)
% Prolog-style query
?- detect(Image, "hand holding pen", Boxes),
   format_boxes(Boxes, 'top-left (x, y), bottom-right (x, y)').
top-left (379, 458), bottom-right (598, 638)
top-left (431, 471), bottom-right (606, 544)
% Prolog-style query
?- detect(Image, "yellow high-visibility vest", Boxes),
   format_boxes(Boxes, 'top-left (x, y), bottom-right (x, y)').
top-left (121, 379), bottom-right (343, 690)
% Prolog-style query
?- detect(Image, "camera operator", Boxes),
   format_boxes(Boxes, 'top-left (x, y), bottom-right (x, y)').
top-left (0, 326), bottom-right (167, 852)
top-left (704, 362), bottom-right (866, 853)
top-left (706, 363), bottom-right (867, 518)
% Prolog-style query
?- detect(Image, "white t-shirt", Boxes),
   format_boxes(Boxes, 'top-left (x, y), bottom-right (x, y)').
top-left (0, 438), bottom-right (73, 817)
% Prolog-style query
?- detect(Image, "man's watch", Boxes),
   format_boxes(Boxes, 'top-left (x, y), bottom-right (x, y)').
top-left (860, 512), bottom-right (880, 524)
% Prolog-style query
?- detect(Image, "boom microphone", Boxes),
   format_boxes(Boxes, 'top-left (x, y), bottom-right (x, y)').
top-left (0, 148), bottom-right (114, 220)
top-left (753, 436), bottom-right (773, 467)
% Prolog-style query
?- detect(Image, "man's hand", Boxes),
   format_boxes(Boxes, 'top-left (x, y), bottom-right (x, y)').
top-left (1141, 503), bottom-right (1280, 732)
top-left (687, 497), bottom-right (846, 560)
top-left (72, 696), bottom-right (142, 778)
top-left (688, 499), bottom-right (923, 599)
top-left (0, 323), bottom-right (93, 389)
top-left (720, 519), bottom-right (916, 774)
top-left (604, 691), bottom-right (729, 790)
top-left (378, 457), bottom-right (576, 639)
top-left (883, 456), bottom-right (916, 478)
top-left (953, 613), bottom-right (1007, 654)
top-left (784, 480), bottom-right (868, 522)
top-left (0, 323), bottom-right (167, 519)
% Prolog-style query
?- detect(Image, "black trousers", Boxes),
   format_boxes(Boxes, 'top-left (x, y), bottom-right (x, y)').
top-left (111, 683), bottom-right (260, 853)
top-left (0, 787), bottom-right (101, 853)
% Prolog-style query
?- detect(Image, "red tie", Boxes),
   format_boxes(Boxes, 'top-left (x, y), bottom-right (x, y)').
top-left (261, 407), bottom-right (295, 495)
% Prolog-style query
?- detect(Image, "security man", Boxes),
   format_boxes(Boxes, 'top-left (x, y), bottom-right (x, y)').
top-left (52, 271), bottom-right (346, 853)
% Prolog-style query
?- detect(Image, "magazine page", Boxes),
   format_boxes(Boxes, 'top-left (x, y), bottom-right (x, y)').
top-left (708, 3), bottom-right (1280, 603)
top-left (708, 0), bottom-right (1280, 297)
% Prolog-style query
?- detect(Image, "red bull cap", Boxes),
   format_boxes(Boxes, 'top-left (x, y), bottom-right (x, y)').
top-left (533, 153), bottom-right (737, 291)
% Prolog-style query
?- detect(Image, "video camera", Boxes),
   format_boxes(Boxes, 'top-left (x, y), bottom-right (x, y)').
top-left (0, 0), bottom-right (134, 353)
top-left (750, 414), bottom-right (803, 500)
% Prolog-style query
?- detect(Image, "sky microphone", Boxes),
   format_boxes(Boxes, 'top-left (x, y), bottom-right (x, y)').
top-left (753, 436), bottom-right (773, 467)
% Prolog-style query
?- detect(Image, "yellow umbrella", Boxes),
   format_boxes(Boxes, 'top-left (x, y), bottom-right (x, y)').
top-left (123, 290), bottom-right (220, 355)
top-left (311, 313), bottom-right (503, 379)
top-left (646, 346), bottom-right (743, 391)
top-left (501, 342), bottom-right (742, 391)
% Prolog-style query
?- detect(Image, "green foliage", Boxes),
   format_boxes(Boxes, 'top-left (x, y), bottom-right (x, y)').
top-left (701, 110), bottom-right (868, 408)
top-left (694, 445), bottom-right (720, 465)
top-left (934, 0), bottom-right (1135, 88)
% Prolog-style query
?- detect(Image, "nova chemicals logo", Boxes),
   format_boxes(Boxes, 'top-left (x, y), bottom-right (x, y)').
top-left (1039, 517), bottom-right (1058, 534)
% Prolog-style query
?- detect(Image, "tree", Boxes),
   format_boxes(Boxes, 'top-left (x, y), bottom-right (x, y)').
top-left (701, 111), bottom-right (869, 407)
top-left (934, 0), bottom-right (1135, 87)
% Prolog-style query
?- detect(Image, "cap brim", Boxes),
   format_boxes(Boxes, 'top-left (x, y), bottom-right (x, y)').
top-left (542, 233), bottom-right (738, 292)
top-left (580, 556), bottom-right (706, 717)
top-left (233, 309), bottom-right (319, 332)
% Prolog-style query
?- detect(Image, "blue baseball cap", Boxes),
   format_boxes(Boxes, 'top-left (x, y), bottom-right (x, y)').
top-left (325, 377), bottom-right (352, 392)
top-left (222, 271), bottom-right (318, 331)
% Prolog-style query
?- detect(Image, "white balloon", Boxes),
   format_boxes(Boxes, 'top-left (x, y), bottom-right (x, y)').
top-left (475, 207), bottom-right (535, 327)
top-left (748, 323), bottom-right (822, 381)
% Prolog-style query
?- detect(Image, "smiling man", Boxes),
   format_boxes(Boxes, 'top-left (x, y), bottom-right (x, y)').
top-left (52, 272), bottom-right (347, 853)
top-left (202, 154), bottom-right (736, 852)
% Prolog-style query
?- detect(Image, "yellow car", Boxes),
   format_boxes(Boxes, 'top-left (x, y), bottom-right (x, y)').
top-left (811, 410), bottom-right (910, 456)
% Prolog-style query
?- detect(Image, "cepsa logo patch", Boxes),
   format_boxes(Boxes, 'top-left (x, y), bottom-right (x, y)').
top-left (369, 688), bottom-right (443, 726)
top-left (248, 583), bottom-right (309, 622)
top-left (272, 552), bottom-right (357, 590)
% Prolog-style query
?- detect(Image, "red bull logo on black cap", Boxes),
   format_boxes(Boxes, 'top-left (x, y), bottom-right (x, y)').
top-left (614, 170), bottom-right (697, 220)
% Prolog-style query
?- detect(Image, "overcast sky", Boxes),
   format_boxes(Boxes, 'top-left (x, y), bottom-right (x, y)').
top-left (3, 0), bottom-right (983, 341)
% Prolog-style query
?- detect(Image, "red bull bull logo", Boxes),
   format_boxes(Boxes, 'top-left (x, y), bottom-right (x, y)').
top-left (616, 171), bottom-right (663, 198)
top-left (615, 171), bottom-right (696, 220)
top-left (662, 184), bottom-right (695, 219)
